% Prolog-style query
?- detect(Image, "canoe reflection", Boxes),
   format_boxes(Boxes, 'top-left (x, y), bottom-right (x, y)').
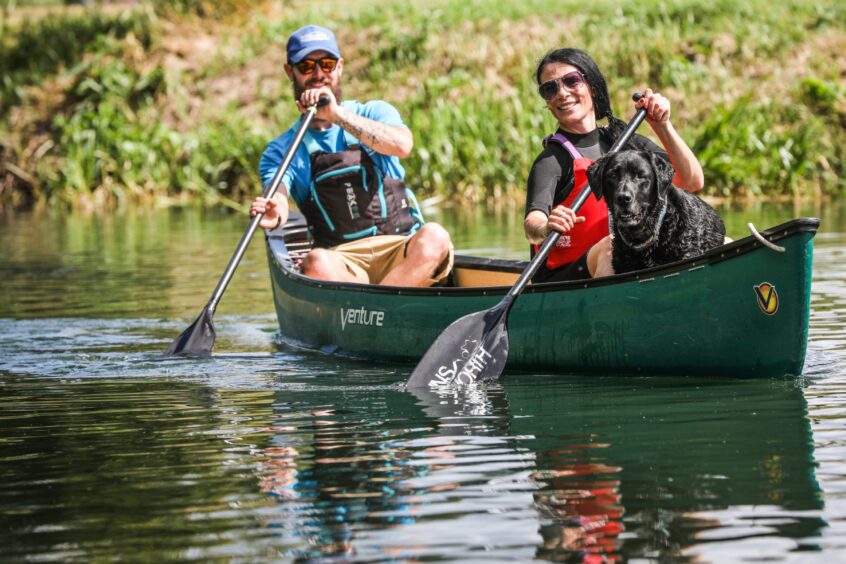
top-left (255, 376), bottom-right (823, 561)
top-left (508, 376), bottom-right (824, 561)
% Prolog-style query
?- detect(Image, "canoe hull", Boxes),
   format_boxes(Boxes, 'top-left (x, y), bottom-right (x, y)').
top-left (267, 219), bottom-right (817, 378)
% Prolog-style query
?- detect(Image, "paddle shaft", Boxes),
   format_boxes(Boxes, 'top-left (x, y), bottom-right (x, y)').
top-left (205, 100), bottom-right (326, 315)
top-left (505, 102), bottom-right (648, 302)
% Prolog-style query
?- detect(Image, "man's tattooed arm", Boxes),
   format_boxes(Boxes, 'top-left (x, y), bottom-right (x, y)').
top-left (333, 106), bottom-right (413, 157)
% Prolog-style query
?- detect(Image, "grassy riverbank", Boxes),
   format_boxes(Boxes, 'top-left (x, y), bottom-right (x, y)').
top-left (1, 0), bottom-right (844, 209)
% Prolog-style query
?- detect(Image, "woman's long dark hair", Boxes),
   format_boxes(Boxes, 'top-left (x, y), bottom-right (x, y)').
top-left (535, 48), bottom-right (628, 143)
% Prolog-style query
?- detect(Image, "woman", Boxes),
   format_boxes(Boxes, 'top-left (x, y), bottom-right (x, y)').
top-left (524, 48), bottom-right (704, 282)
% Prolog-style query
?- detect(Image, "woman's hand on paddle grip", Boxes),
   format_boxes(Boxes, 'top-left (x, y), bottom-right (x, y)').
top-left (547, 204), bottom-right (584, 235)
top-left (636, 88), bottom-right (671, 127)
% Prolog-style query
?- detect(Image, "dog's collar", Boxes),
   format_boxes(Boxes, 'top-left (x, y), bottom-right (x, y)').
top-left (611, 193), bottom-right (668, 252)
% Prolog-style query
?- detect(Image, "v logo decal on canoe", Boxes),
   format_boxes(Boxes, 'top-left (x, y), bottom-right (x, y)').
top-left (754, 282), bottom-right (779, 315)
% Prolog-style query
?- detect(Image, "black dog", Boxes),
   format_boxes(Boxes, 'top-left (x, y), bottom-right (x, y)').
top-left (586, 150), bottom-right (725, 274)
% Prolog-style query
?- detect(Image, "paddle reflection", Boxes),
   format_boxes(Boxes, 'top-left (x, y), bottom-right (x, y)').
top-left (407, 382), bottom-right (512, 433)
top-left (409, 384), bottom-right (627, 560)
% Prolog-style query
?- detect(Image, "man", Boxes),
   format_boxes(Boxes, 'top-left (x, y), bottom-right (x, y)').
top-left (250, 25), bottom-right (453, 287)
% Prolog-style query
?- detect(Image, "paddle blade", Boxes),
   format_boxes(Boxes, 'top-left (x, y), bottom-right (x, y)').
top-left (162, 307), bottom-right (216, 358)
top-left (406, 305), bottom-right (510, 388)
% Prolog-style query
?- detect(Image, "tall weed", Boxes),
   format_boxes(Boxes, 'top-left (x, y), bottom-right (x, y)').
top-left (693, 99), bottom-right (832, 196)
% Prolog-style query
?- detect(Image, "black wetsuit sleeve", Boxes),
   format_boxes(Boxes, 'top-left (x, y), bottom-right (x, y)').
top-left (525, 148), bottom-right (571, 217)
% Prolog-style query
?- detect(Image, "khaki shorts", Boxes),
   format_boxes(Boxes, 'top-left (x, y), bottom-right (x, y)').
top-left (328, 234), bottom-right (453, 285)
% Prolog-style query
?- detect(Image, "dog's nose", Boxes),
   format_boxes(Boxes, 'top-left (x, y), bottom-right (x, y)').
top-left (616, 192), bottom-right (632, 206)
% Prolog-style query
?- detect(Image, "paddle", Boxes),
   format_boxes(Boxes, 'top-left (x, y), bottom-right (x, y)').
top-left (406, 93), bottom-right (647, 387)
top-left (163, 98), bottom-right (328, 358)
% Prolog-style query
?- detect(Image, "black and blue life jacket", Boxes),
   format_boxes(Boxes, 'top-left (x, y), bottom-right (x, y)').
top-left (298, 129), bottom-right (424, 249)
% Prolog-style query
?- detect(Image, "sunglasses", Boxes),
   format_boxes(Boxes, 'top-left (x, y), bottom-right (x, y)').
top-left (538, 71), bottom-right (585, 101)
top-left (293, 57), bottom-right (339, 75)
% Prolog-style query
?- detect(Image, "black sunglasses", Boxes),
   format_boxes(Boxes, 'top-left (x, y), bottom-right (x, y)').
top-left (538, 71), bottom-right (585, 101)
top-left (293, 57), bottom-right (339, 75)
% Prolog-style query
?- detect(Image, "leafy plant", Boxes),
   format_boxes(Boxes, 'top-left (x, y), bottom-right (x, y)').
top-left (0, 10), bottom-right (154, 113)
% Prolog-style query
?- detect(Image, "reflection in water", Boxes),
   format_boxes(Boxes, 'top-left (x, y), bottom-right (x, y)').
top-left (408, 382), bottom-right (512, 434)
top-left (508, 376), bottom-right (825, 562)
top-left (533, 448), bottom-right (624, 562)
top-left (0, 368), bottom-right (828, 561)
top-left (244, 376), bottom-right (825, 562)
top-left (412, 384), bottom-right (627, 562)
top-left (251, 383), bottom-right (537, 560)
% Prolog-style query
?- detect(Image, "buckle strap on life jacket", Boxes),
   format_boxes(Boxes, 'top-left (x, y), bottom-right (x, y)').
top-left (544, 132), bottom-right (595, 202)
top-left (544, 133), bottom-right (582, 161)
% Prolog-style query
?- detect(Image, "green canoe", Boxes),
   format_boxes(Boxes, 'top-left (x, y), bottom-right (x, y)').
top-left (265, 216), bottom-right (819, 378)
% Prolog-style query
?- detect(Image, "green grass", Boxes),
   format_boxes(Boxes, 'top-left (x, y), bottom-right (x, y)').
top-left (1, 0), bottom-right (845, 209)
top-left (0, 8), bottom-right (154, 113)
top-left (45, 47), bottom-right (267, 208)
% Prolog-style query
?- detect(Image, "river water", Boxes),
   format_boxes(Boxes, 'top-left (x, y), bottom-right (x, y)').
top-left (2, 201), bottom-right (845, 562)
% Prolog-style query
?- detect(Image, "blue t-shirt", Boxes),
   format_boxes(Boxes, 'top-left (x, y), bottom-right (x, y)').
top-left (258, 100), bottom-right (408, 208)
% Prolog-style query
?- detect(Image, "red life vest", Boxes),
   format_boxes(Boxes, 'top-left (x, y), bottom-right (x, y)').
top-left (533, 133), bottom-right (609, 270)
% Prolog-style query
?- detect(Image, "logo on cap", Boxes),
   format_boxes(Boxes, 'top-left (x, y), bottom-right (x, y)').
top-left (300, 31), bottom-right (330, 43)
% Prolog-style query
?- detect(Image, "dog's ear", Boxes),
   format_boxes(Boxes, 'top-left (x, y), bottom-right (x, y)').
top-left (586, 156), bottom-right (609, 199)
top-left (647, 152), bottom-right (675, 197)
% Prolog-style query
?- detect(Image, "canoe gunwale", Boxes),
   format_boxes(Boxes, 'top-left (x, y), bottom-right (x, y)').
top-left (266, 217), bottom-right (820, 297)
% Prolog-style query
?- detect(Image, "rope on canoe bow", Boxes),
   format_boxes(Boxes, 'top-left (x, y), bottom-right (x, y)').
top-left (748, 223), bottom-right (786, 253)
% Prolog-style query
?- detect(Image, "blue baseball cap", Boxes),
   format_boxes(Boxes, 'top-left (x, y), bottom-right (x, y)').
top-left (286, 25), bottom-right (341, 63)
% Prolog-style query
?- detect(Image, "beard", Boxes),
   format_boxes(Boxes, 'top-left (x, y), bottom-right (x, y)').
top-left (292, 77), bottom-right (343, 104)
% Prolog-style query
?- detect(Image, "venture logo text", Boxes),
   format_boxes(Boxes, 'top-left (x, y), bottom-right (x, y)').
top-left (340, 306), bottom-right (385, 331)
